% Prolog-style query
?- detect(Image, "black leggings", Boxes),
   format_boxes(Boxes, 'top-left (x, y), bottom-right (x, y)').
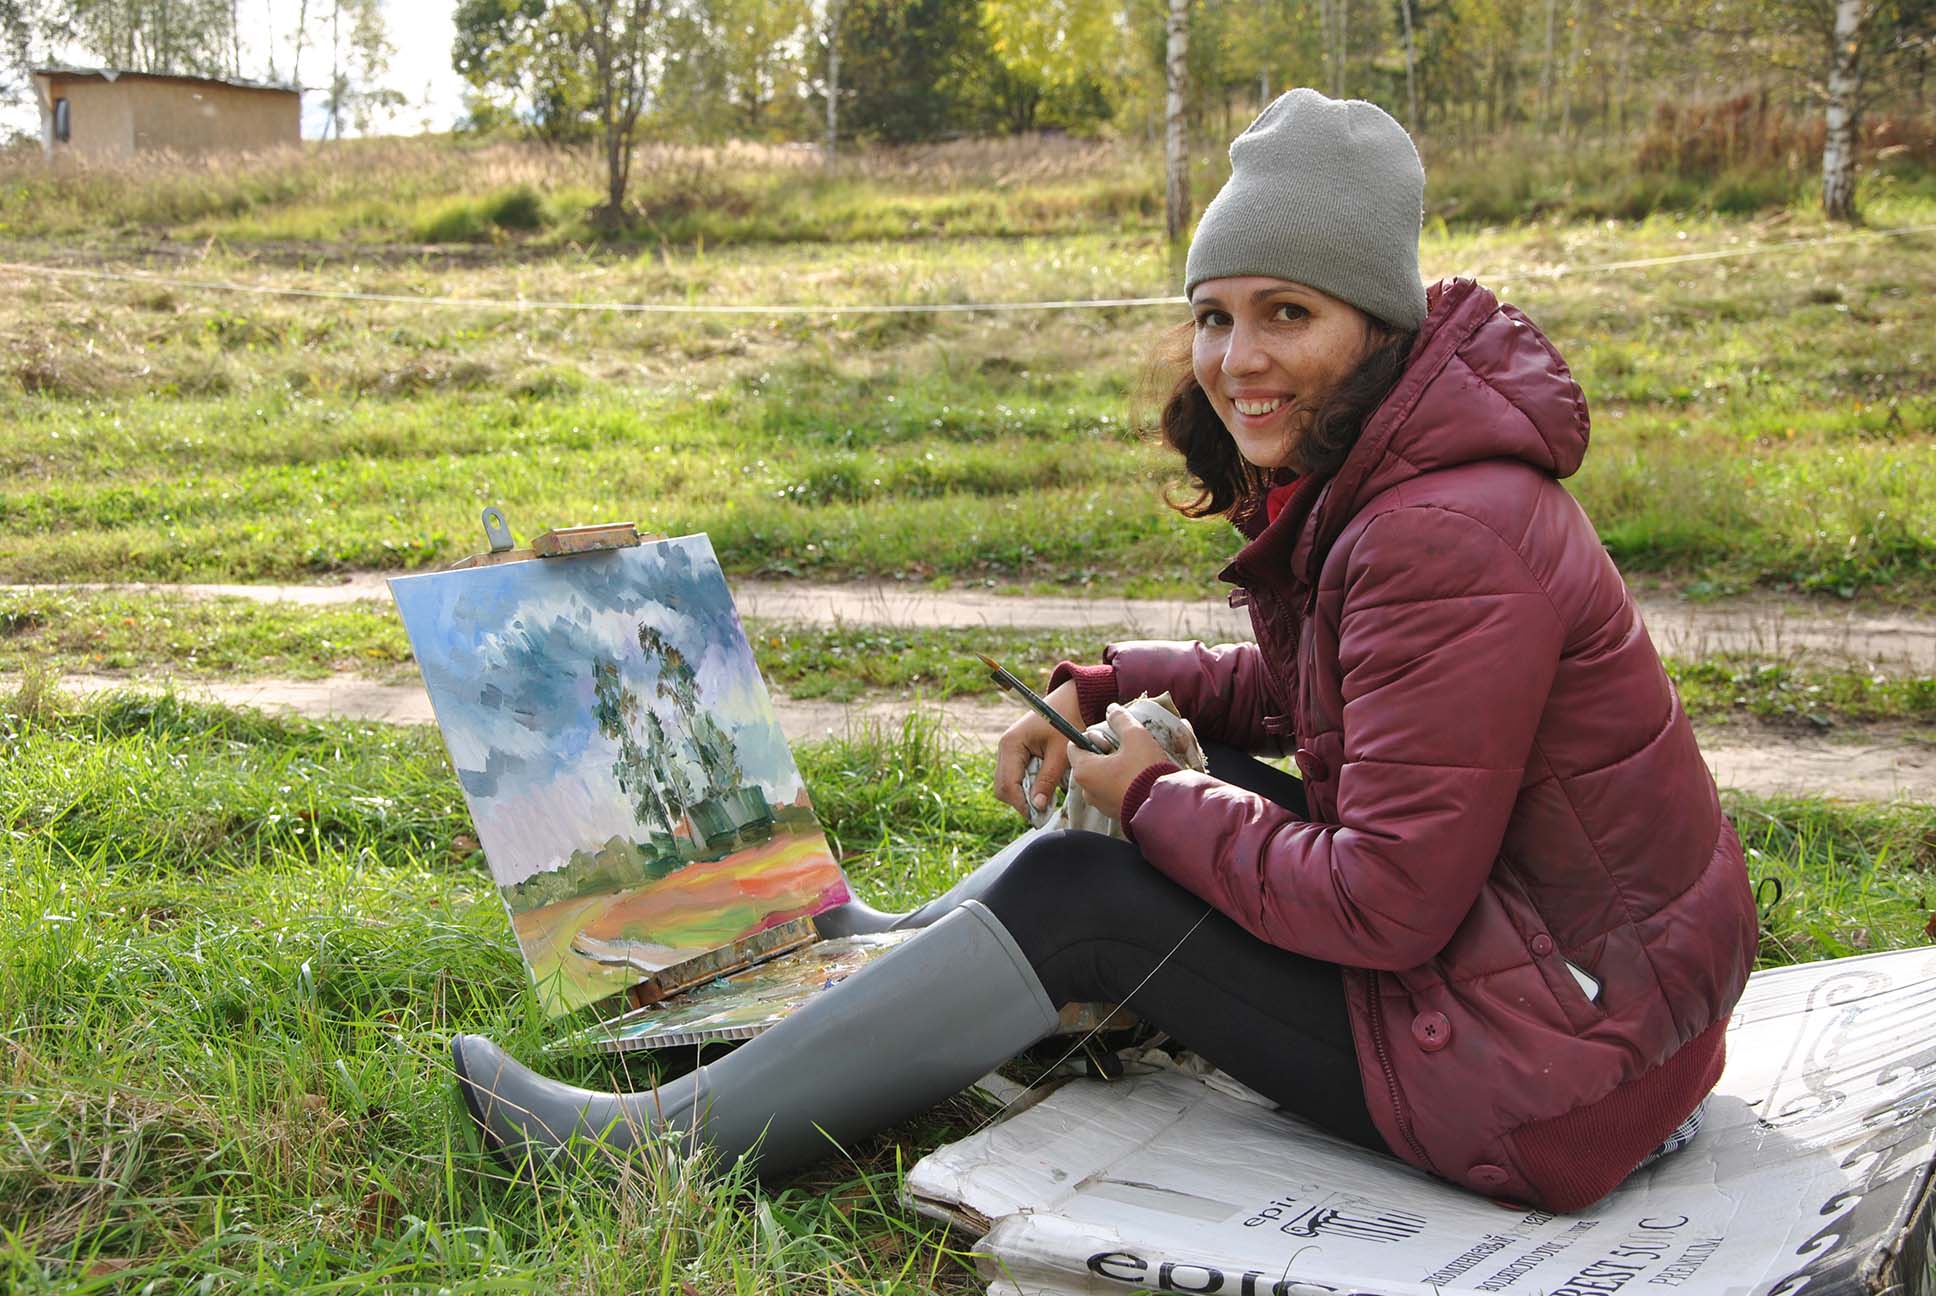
top-left (977, 745), bottom-right (1390, 1155)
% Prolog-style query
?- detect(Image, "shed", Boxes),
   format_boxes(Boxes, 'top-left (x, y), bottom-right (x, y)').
top-left (31, 66), bottom-right (300, 163)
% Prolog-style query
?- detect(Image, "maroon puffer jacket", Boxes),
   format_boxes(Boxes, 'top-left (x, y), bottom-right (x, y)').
top-left (1103, 279), bottom-right (1757, 1212)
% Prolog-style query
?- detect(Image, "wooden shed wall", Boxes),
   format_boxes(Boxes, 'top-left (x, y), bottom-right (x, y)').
top-left (38, 75), bottom-right (299, 161)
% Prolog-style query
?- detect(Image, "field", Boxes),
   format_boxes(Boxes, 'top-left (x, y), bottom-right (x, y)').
top-left (2, 133), bottom-right (1934, 1293)
top-left (512, 832), bottom-right (847, 1010)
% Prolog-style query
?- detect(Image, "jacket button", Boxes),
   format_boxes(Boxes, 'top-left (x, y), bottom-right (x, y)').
top-left (1468, 1164), bottom-right (1510, 1190)
top-left (1293, 748), bottom-right (1329, 781)
top-left (1530, 933), bottom-right (1555, 957)
top-left (1411, 1010), bottom-right (1451, 1051)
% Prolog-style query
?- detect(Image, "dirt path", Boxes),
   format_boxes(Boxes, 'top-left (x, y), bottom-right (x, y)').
top-left (10, 577), bottom-right (1934, 671)
top-left (18, 670), bottom-right (1932, 803)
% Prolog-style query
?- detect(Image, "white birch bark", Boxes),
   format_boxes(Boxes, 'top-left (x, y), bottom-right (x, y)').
top-left (1164, 0), bottom-right (1191, 244)
top-left (1400, 0), bottom-right (1418, 128)
top-left (1822, 0), bottom-right (1868, 221)
top-left (823, 0), bottom-right (843, 162)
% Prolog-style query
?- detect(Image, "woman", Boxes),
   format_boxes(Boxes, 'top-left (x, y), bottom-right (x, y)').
top-left (452, 89), bottom-right (1756, 1213)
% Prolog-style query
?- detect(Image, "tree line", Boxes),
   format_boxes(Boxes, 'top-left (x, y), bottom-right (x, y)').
top-left (4, 0), bottom-right (1931, 223)
top-left (449, 0), bottom-right (1931, 225)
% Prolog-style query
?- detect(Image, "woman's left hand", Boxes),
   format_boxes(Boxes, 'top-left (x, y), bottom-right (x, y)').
top-left (1067, 704), bottom-right (1173, 821)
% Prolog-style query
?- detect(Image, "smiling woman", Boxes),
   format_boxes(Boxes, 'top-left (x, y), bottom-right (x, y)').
top-left (449, 89), bottom-right (1760, 1219)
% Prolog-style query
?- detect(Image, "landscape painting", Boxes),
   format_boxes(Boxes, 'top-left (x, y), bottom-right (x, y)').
top-left (389, 535), bottom-right (850, 1016)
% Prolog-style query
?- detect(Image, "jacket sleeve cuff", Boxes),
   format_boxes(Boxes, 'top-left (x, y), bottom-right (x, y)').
top-left (1047, 661), bottom-right (1120, 727)
top-left (1120, 762), bottom-right (1181, 843)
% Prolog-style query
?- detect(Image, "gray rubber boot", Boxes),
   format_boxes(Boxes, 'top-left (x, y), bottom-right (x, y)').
top-left (451, 899), bottom-right (1059, 1181)
top-left (811, 829), bottom-right (1043, 938)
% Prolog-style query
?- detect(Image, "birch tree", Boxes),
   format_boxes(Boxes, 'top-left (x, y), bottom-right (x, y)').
top-left (1165, 0), bottom-right (1191, 243)
top-left (1398, 0), bottom-right (1419, 125)
top-left (819, 0), bottom-right (845, 159)
top-left (1822, 0), bottom-right (1871, 219)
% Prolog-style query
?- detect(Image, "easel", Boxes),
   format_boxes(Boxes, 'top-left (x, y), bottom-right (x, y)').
top-left (450, 507), bottom-right (821, 1011)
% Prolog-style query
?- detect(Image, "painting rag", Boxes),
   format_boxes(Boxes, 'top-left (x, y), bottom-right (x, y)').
top-left (390, 535), bottom-right (851, 1016)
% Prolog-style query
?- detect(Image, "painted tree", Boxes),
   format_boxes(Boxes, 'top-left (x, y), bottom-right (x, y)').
top-left (593, 660), bottom-right (675, 837)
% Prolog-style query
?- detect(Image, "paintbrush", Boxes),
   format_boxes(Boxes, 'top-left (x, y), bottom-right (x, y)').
top-left (977, 652), bottom-right (1109, 754)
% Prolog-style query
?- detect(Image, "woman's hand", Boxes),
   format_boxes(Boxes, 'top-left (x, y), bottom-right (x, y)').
top-left (993, 680), bottom-right (1087, 817)
top-left (1068, 704), bottom-right (1173, 822)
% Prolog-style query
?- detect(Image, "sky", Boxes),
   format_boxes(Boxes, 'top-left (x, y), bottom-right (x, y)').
top-left (389, 537), bottom-right (811, 888)
top-left (5, 0), bottom-right (468, 140)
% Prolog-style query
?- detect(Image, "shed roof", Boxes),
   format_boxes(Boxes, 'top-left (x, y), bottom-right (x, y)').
top-left (31, 65), bottom-right (300, 97)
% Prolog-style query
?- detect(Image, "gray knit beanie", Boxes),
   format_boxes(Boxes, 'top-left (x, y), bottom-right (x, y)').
top-left (1185, 88), bottom-right (1426, 332)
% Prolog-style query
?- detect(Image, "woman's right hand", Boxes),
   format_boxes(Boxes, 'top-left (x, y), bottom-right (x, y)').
top-left (993, 679), bottom-right (1087, 818)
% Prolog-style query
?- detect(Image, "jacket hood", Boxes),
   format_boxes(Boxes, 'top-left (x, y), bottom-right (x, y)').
top-left (1229, 279), bottom-right (1590, 582)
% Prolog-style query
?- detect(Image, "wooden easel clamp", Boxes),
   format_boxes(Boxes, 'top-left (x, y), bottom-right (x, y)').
top-left (446, 506), bottom-right (665, 571)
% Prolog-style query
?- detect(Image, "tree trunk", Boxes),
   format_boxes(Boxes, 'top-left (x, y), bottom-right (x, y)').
top-left (1337, 0), bottom-right (1348, 98)
top-left (1822, 0), bottom-right (1868, 222)
top-left (1540, 0), bottom-right (1556, 132)
top-left (292, 0), bottom-right (309, 89)
top-left (1560, 0), bottom-right (1578, 136)
top-left (823, 0), bottom-right (844, 163)
top-left (1400, 0), bottom-right (1418, 129)
top-left (1164, 0), bottom-right (1191, 244)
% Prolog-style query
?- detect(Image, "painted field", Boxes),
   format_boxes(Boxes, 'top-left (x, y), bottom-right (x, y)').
top-left (509, 830), bottom-right (846, 1011)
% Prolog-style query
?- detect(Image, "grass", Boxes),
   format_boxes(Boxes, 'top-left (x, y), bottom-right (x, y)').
top-left (3, 125), bottom-right (1930, 249)
top-left (0, 590), bottom-right (415, 681)
top-left (8, 591), bottom-right (1935, 732)
top-left (2, 206), bottom-right (1932, 600)
top-left (2, 687), bottom-right (1931, 1288)
top-left (0, 691), bottom-right (1009, 1293)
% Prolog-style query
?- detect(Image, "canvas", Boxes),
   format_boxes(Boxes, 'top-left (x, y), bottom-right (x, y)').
top-left (390, 535), bottom-right (851, 1017)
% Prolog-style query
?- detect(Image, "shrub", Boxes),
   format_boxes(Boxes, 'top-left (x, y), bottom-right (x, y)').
top-left (415, 198), bottom-right (490, 243)
top-left (485, 183), bottom-right (547, 232)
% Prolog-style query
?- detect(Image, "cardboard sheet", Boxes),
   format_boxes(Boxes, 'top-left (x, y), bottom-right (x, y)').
top-left (908, 947), bottom-right (1936, 1296)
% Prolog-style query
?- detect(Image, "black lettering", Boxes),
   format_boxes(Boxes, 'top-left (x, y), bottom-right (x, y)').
top-left (1158, 1261), bottom-right (1225, 1293)
top-left (1638, 1216), bottom-right (1689, 1231)
top-left (1089, 1251), bottom-right (1150, 1285)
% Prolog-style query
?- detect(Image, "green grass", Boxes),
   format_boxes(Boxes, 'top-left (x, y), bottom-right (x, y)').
top-left (4, 130), bottom-right (1927, 251)
top-left (2, 687), bottom-right (1931, 1288)
top-left (2, 209), bottom-right (1932, 600)
top-left (0, 590), bottom-right (416, 681)
top-left (0, 690), bottom-right (1014, 1292)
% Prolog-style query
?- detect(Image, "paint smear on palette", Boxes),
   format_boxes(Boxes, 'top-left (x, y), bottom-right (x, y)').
top-left (566, 932), bottom-right (917, 1052)
top-left (389, 535), bottom-right (852, 1017)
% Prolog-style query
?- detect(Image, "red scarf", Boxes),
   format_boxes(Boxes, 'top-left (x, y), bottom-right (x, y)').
top-left (1264, 473), bottom-right (1324, 528)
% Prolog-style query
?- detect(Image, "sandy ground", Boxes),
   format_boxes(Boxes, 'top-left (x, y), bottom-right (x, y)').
top-left (14, 669), bottom-right (1933, 803)
top-left (8, 576), bottom-right (1934, 671)
top-left (9, 576), bottom-right (1933, 801)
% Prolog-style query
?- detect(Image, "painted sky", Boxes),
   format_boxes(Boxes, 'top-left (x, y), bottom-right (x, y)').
top-left (390, 537), bottom-right (809, 886)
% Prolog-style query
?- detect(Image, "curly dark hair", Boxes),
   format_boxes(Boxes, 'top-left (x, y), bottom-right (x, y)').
top-left (1143, 321), bottom-right (1417, 520)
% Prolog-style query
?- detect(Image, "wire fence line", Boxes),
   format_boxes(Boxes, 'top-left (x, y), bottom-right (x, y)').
top-left (2, 222), bottom-right (1930, 317)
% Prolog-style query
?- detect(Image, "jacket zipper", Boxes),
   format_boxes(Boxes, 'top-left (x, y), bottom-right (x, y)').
top-left (1365, 971), bottom-right (1434, 1169)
